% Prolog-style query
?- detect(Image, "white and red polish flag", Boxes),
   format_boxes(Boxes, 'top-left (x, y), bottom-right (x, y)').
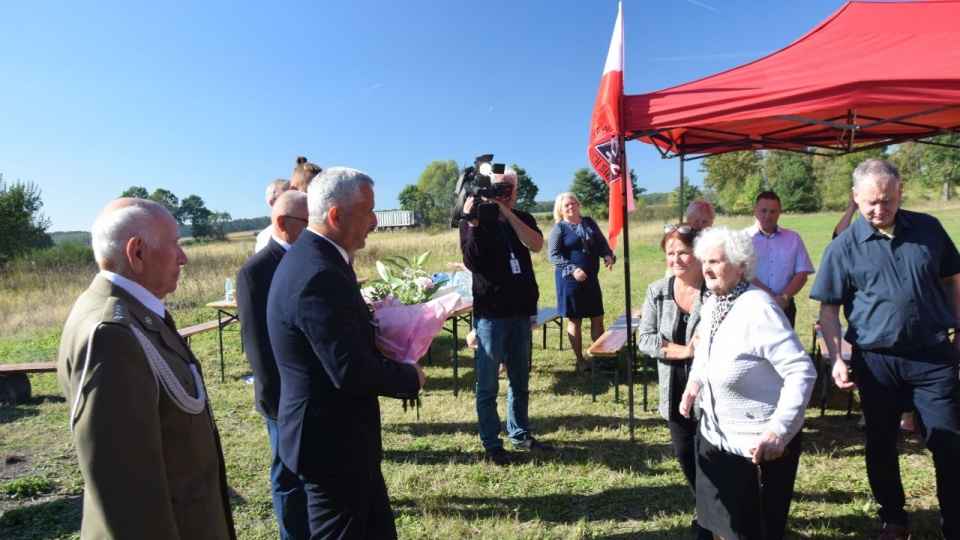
top-left (588, 1), bottom-right (633, 250)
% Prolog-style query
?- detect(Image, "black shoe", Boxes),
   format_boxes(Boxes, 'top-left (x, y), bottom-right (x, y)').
top-left (484, 446), bottom-right (511, 466)
top-left (513, 436), bottom-right (555, 453)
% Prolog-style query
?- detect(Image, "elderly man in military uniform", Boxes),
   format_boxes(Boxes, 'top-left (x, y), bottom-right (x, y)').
top-left (58, 198), bottom-right (235, 539)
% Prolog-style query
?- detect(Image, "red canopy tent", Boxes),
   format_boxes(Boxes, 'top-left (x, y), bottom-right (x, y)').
top-left (625, 1), bottom-right (960, 160)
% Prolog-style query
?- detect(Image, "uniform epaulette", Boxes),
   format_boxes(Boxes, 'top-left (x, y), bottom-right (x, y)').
top-left (100, 296), bottom-right (132, 329)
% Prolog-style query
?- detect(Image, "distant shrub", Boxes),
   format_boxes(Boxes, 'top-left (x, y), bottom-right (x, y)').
top-left (11, 242), bottom-right (95, 272)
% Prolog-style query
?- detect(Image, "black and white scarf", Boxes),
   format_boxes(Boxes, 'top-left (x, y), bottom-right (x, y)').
top-left (709, 280), bottom-right (749, 339)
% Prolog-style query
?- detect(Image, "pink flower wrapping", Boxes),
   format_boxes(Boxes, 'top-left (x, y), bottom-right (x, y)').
top-left (371, 292), bottom-right (463, 363)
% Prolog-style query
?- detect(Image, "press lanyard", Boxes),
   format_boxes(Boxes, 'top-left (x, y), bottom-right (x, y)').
top-left (499, 222), bottom-right (522, 275)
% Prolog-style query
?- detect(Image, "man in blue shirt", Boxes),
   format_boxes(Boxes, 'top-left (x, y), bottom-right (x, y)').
top-left (810, 158), bottom-right (960, 540)
top-left (744, 191), bottom-right (815, 328)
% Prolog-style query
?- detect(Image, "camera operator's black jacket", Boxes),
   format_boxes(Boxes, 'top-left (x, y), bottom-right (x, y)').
top-left (459, 210), bottom-right (540, 319)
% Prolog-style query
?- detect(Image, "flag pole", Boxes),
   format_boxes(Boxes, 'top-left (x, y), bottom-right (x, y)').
top-left (618, 135), bottom-right (635, 443)
top-left (615, 1), bottom-right (635, 443)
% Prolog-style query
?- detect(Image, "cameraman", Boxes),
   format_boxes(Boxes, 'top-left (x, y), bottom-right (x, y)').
top-left (459, 167), bottom-right (555, 465)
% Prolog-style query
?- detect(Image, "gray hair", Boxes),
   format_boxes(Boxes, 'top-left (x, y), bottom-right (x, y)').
top-left (265, 178), bottom-right (291, 205)
top-left (693, 226), bottom-right (756, 281)
top-left (91, 200), bottom-right (164, 267)
top-left (494, 167), bottom-right (518, 184)
top-left (684, 199), bottom-right (717, 221)
top-left (853, 158), bottom-right (901, 190)
top-left (308, 167), bottom-right (374, 223)
top-left (272, 190), bottom-right (308, 221)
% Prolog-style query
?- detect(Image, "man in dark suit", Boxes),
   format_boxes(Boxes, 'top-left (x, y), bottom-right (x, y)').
top-left (236, 190), bottom-right (309, 539)
top-left (268, 167), bottom-right (425, 539)
top-left (58, 198), bottom-right (235, 539)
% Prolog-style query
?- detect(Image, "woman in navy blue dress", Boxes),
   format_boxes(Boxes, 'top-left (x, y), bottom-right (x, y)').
top-left (547, 193), bottom-right (615, 373)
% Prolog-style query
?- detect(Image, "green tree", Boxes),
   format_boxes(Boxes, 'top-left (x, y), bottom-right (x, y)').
top-left (397, 184), bottom-right (434, 221)
top-left (149, 189), bottom-right (181, 223)
top-left (415, 160), bottom-right (460, 226)
top-left (919, 134), bottom-right (960, 200)
top-left (179, 194), bottom-right (212, 239)
top-left (121, 186), bottom-right (149, 198)
top-left (776, 158), bottom-right (820, 212)
top-left (763, 150), bottom-right (813, 192)
top-left (569, 168), bottom-right (608, 217)
top-left (761, 151), bottom-right (818, 212)
top-left (667, 176), bottom-right (703, 210)
top-left (569, 167), bottom-right (642, 219)
top-left (0, 175), bottom-right (54, 264)
top-left (510, 164), bottom-right (539, 212)
top-left (889, 141), bottom-right (927, 186)
top-left (813, 154), bottom-right (854, 211)
top-left (701, 151), bottom-right (763, 214)
top-left (209, 211), bottom-right (232, 241)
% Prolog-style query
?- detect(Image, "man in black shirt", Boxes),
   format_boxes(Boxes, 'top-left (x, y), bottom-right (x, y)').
top-left (459, 167), bottom-right (555, 465)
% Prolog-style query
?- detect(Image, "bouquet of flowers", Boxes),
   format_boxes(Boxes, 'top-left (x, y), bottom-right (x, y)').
top-left (361, 251), bottom-right (452, 305)
top-left (361, 252), bottom-right (465, 416)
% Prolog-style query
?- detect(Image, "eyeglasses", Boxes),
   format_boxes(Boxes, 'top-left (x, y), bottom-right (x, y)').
top-left (283, 215), bottom-right (308, 224)
top-left (663, 224), bottom-right (694, 235)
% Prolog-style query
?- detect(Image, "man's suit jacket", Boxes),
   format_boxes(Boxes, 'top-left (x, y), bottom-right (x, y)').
top-left (57, 276), bottom-right (235, 540)
top-left (267, 232), bottom-right (420, 479)
top-left (237, 237), bottom-right (286, 419)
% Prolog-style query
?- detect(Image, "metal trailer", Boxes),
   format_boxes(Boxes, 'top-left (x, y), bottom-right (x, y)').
top-left (373, 210), bottom-right (422, 230)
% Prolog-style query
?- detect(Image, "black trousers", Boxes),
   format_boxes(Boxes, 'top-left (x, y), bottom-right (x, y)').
top-left (302, 466), bottom-right (397, 540)
top-left (853, 340), bottom-right (960, 539)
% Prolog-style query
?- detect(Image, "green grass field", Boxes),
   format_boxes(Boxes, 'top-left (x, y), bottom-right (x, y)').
top-left (2, 203), bottom-right (959, 539)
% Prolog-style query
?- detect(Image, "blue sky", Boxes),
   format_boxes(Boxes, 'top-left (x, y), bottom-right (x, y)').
top-left (1, 1), bottom-right (878, 232)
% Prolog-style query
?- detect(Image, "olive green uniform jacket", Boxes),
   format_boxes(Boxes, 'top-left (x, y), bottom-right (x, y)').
top-left (58, 276), bottom-right (235, 539)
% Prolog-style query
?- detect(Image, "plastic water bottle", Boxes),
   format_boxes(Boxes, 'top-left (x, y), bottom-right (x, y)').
top-left (456, 271), bottom-right (472, 300)
top-left (225, 278), bottom-right (233, 302)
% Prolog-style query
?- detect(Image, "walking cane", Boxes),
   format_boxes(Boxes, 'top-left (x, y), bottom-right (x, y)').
top-left (756, 463), bottom-right (768, 540)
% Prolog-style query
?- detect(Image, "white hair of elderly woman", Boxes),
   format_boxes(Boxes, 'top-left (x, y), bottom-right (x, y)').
top-left (693, 226), bottom-right (757, 282)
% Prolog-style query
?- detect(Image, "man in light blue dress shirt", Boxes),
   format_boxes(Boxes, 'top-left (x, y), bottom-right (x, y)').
top-left (743, 191), bottom-right (815, 327)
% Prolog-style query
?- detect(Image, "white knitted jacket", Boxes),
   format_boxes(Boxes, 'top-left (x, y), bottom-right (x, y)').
top-left (690, 286), bottom-right (816, 457)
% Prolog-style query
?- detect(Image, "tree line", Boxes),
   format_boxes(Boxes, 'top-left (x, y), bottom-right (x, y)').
top-left (396, 159), bottom-right (649, 226)
top-left (699, 135), bottom-right (960, 214)
top-left (119, 186), bottom-right (231, 240)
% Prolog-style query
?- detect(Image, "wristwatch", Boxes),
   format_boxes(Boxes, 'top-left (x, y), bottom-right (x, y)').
top-left (780, 293), bottom-right (791, 302)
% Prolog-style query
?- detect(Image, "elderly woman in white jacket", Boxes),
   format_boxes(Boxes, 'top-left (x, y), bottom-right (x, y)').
top-left (680, 227), bottom-right (816, 540)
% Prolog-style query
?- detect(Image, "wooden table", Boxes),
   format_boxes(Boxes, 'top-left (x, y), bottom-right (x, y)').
top-left (439, 300), bottom-right (473, 397)
top-left (205, 300), bottom-right (239, 382)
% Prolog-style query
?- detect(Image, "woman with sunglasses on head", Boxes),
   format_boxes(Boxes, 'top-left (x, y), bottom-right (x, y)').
top-left (637, 223), bottom-right (712, 539)
top-left (547, 193), bottom-right (615, 374)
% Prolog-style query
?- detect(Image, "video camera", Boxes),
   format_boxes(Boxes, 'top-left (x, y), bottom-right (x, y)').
top-left (450, 154), bottom-right (513, 227)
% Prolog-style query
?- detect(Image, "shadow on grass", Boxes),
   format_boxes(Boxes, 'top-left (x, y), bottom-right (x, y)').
top-left (0, 395), bottom-right (66, 425)
top-left (0, 494), bottom-right (82, 539)
top-left (790, 507), bottom-right (944, 539)
top-left (384, 413), bottom-right (675, 472)
top-left (392, 484), bottom-right (696, 529)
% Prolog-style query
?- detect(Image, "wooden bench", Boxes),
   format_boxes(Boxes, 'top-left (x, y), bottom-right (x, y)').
top-left (179, 317), bottom-right (239, 382)
top-left (0, 362), bottom-right (58, 405)
top-left (587, 309), bottom-right (643, 404)
top-left (179, 319), bottom-right (236, 341)
top-left (529, 307), bottom-right (563, 370)
top-left (811, 316), bottom-right (855, 417)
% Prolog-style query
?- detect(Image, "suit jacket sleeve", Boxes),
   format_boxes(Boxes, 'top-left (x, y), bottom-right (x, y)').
top-left (71, 322), bottom-right (180, 538)
top-left (236, 251), bottom-right (281, 418)
top-left (298, 269), bottom-right (420, 398)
